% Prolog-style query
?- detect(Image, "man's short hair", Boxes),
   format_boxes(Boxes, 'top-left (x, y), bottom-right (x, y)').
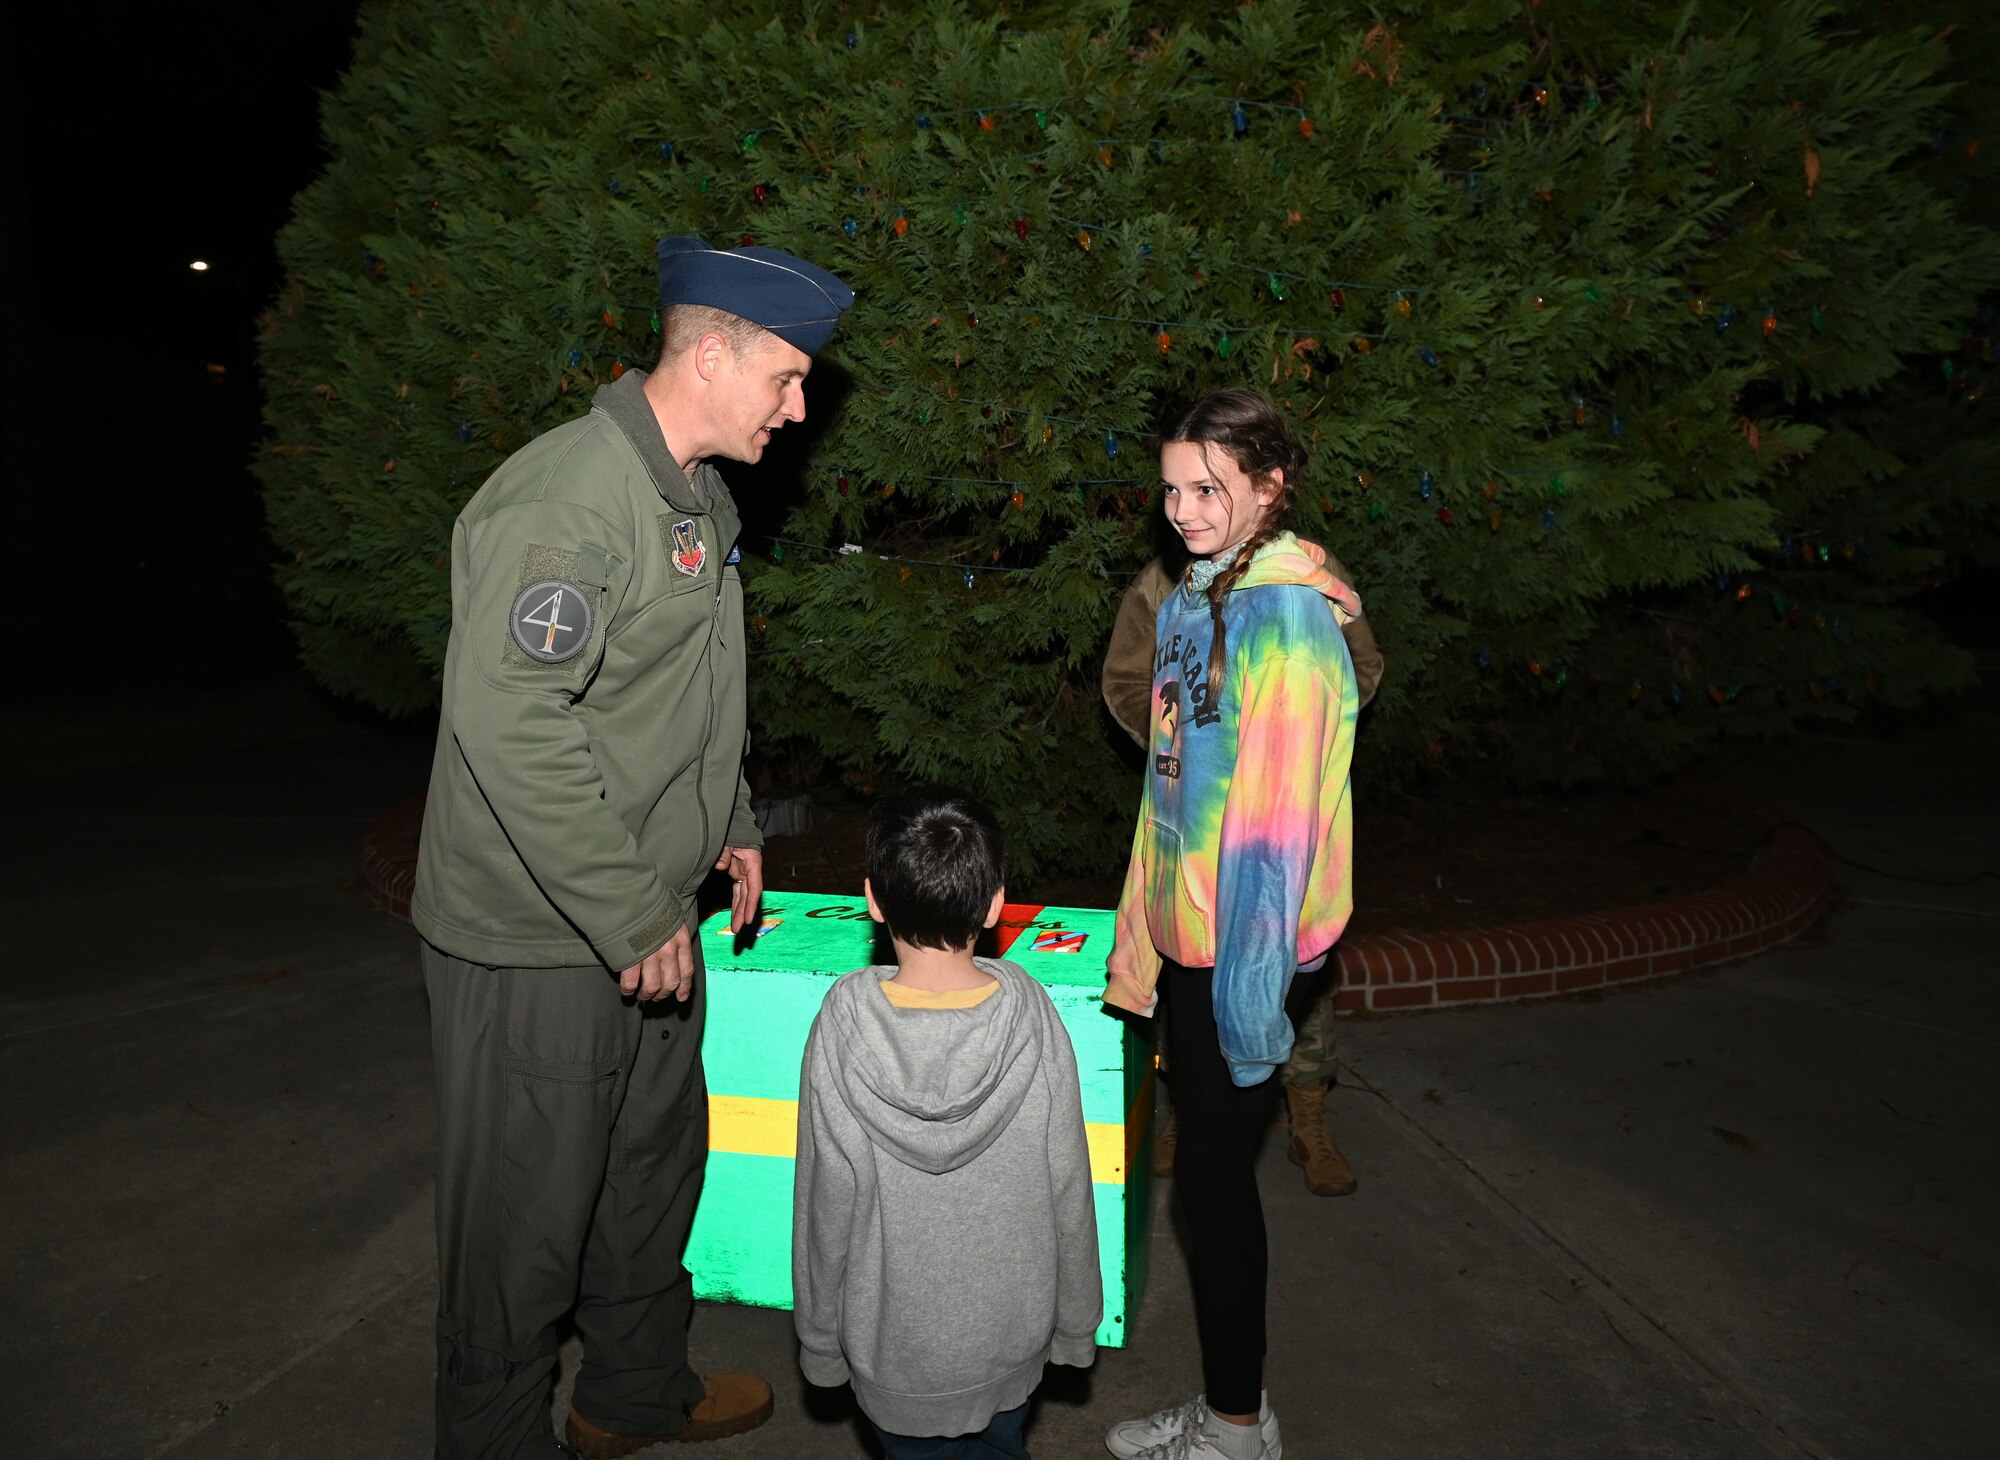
top-left (865, 787), bottom-right (1007, 952)
top-left (658, 303), bottom-right (772, 363)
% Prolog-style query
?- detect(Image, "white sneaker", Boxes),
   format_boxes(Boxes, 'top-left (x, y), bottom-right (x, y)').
top-left (1104, 1395), bottom-right (1281, 1459)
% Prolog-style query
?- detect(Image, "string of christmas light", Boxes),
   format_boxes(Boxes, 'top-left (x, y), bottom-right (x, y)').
top-left (808, 465), bottom-right (1145, 504)
top-left (655, 93), bottom-right (1325, 197)
top-left (759, 534), bottom-right (1145, 588)
top-left (644, 126), bottom-right (1888, 340)
top-left (457, 84), bottom-right (1985, 480)
top-left (845, 388), bottom-right (1637, 487)
top-left (742, 566), bottom-right (1903, 702)
top-left (653, 75), bottom-right (1409, 209)
top-left (450, 365), bottom-right (1899, 507)
top-left (587, 296), bottom-right (1883, 413)
top-left (744, 607), bottom-right (1890, 704)
top-left (543, 281), bottom-right (1874, 391)
top-left (1047, 212), bottom-right (1444, 300)
top-left (532, 121), bottom-right (1911, 368)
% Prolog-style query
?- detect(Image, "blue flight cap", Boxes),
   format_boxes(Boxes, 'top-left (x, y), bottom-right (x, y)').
top-left (656, 235), bottom-right (855, 356)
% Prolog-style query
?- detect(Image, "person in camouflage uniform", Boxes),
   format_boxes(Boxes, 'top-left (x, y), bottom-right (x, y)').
top-left (1102, 555), bottom-right (1382, 1196)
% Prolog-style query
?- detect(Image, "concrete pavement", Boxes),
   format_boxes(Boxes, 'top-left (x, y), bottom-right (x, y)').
top-left (2, 675), bottom-right (1993, 1459)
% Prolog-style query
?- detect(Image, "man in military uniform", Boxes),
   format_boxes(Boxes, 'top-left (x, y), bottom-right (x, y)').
top-left (1102, 554), bottom-right (1384, 1197)
top-left (413, 237), bottom-right (853, 1459)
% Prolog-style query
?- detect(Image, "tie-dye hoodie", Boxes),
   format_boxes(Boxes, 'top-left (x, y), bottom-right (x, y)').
top-left (1106, 532), bottom-right (1360, 1087)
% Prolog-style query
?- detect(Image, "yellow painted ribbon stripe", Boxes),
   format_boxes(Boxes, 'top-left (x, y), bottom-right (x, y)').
top-left (711, 1094), bottom-right (1127, 1185)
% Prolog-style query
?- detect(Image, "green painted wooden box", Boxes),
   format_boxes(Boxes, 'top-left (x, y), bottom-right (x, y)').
top-left (686, 892), bottom-right (1155, 1349)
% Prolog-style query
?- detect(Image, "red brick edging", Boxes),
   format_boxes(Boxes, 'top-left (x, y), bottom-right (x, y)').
top-left (1330, 821), bottom-right (1827, 1013)
top-left (362, 795), bottom-right (1828, 1012)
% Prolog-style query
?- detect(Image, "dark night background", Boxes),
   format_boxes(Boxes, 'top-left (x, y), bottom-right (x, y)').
top-left (5, 4), bottom-right (364, 700)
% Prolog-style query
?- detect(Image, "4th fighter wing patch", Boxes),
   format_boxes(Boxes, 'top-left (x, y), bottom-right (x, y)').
top-left (509, 579), bottom-right (594, 663)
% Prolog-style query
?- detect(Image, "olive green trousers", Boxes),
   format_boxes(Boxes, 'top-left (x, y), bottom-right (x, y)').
top-left (423, 940), bottom-right (709, 1460)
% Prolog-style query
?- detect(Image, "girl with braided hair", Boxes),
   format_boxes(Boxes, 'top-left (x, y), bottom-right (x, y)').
top-left (1104, 388), bottom-right (1362, 1460)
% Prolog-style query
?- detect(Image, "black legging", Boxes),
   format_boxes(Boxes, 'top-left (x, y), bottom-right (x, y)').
top-left (1163, 958), bottom-right (1313, 1416)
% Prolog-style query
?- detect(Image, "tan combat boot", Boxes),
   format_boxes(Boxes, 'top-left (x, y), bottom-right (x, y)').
top-left (565, 1373), bottom-right (775, 1453)
top-left (1285, 1082), bottom-right (1357, 1196)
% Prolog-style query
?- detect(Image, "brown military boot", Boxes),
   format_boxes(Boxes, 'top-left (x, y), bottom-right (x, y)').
top-left (1285, 1082), bottom-right (1358, 1196)
top-left (1150, 1100), bottom-right (1178, 1178)
top-left (565, 1373), bottom-right (775, 1453)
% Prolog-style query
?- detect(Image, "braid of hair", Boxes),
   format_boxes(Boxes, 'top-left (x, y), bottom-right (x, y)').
top-left (1204, 496), bottom-right (1293, 703)
top-left (1160, 389), bottom-right (1308, 706)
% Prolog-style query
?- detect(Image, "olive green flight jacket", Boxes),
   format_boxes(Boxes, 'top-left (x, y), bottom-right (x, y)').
top-left (412, 369), bottom-right (760, 972)
top-left (1101, 554), bottom-right (1384, 747)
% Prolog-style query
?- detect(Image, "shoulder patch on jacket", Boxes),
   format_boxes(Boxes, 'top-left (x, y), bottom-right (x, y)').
top-left (499, 544), bottom-right (602, 674)
top-left (509, 579), bottom-right (594, 663)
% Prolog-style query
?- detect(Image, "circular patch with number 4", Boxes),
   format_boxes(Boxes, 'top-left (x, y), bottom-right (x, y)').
top-left (509, 579), bottom-right (594, 663)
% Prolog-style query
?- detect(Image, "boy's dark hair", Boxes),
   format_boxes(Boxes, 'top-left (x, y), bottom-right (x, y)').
top-left (865, 787), bottom-right (1007, 951)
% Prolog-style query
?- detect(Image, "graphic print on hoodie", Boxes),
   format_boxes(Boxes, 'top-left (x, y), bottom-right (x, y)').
top-left (792, 957), bottom-right (1102, 1439)
top-left (1107, 532), bottom-right (1361, 1086)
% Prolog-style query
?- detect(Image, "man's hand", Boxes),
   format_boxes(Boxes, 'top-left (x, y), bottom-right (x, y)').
top-left (620, 923), bottom-right (695, 1002)
top-left (715, 846), bottom-right (765, 934)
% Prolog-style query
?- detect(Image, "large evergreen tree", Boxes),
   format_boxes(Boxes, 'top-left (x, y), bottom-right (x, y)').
top-left (259, 0), bottom-right (1998, 874)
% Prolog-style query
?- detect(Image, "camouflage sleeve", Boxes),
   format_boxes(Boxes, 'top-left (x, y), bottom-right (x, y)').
top-left (1321, 550), bottom-right (1385, 710)
top-left (1102, 559), bottom-right (1174, 747)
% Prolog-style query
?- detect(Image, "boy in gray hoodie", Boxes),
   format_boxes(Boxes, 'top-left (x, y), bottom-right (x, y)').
top-left (792, 787), bottom-right (1102, 1459)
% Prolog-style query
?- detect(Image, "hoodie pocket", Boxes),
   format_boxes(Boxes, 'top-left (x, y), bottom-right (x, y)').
top-left (1143, 818), bottom-right (1213, 956)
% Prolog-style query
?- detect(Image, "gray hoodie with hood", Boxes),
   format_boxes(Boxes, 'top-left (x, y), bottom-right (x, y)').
top-left (792, 957), bottom-right (1101, 1438)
